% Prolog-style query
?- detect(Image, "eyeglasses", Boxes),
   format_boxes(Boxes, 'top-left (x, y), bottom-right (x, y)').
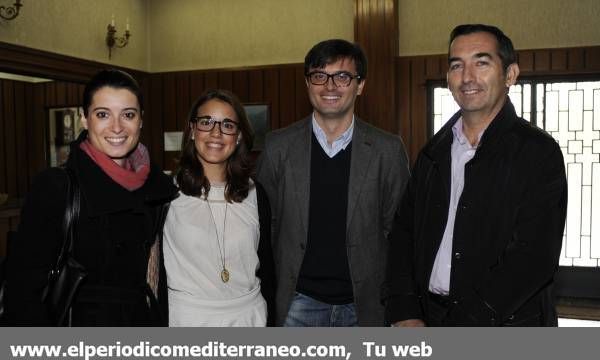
top-left (192, 116), bottom-right (240, 135)
top-left (306, 71), bottom-right (361, 87)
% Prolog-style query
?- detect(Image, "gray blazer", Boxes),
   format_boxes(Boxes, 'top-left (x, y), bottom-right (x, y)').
top-left (256, 116), bottom-right (410, 326)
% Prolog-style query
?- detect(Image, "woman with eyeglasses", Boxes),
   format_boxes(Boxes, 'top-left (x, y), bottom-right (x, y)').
top-left (163, 89), bottom-right (274, 326)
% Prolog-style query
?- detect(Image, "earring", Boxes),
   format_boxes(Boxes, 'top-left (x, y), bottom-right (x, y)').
top-left (191, 134), bottom-right (195, 140)
top-left (236, 139), bottom-right (240, 145)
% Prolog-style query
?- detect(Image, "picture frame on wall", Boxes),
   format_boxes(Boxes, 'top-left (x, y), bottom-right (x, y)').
top-left (47, 106), bottom-right (84, 167)
top-left (243, 103), bottom-right (270, 151)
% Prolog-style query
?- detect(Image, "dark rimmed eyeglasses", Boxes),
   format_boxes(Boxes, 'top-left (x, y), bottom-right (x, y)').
top-left (305, 71), bottom-right (362, 87)
top-left (192, 116), bottom-right (240, 135)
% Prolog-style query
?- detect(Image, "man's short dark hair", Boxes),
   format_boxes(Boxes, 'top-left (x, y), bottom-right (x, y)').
top-left (449, 24), bottom-right (517, 72)
top-left (304, 39), bottom-right (367, 80)
top-left (82, 69), bottom-right (143, 118)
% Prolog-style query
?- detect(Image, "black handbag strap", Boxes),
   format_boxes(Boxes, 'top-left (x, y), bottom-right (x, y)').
top-left (52, 167), bottom-right (80, 271)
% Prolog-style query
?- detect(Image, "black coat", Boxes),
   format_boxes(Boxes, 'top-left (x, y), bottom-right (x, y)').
top-left (384, 99), bottom-right (568, 326)
top-left (5, 134), bottom-right (177, 326)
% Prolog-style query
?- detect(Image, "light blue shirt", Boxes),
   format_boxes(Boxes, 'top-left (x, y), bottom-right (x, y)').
top-left (311, 114), bottom-right (354, 158)
top-left (429, 117), bottom-right (484, 295)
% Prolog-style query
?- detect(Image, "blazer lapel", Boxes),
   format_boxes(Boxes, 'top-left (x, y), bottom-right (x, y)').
top-left (346, 119), bottom-right (374, 233)
top-left (288, 118), bottom-right (312, 236)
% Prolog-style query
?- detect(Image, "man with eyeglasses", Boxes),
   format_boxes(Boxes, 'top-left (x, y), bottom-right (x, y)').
top-left (256, 39), bottom-right (410, 326)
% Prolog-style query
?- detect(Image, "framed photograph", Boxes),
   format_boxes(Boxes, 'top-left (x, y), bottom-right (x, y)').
top-left (244, 103), bottom-right (270, 151)
top-left (47, 106), bottom-right (84, 167)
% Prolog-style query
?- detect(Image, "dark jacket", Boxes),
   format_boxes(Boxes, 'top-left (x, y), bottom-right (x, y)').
top-left (5, 132), bottom-right (177, 326)
top-left (384, 99), bottom-right (567, 326)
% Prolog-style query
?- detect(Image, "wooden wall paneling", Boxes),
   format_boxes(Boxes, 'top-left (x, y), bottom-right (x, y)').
top-left (162, 75), bottom-right (177, 132)
top-left (138, 77), bottom-right (153, 157)
top-left (409, 58), bottom-right (426, 164)
top-left (354, 0), bottom-right (368, 119)
top-left (217, 71), bottom-right (233, 92)
top-left (551, 49), bottom-right (567, 71)
top-left (147, 74), bottom-right (164, 169)
top-left (439, 54), bottom-right (449, 75)
top-left (55, 82), bottom-right (67, 106)
top-left (162, 74), bottom-right (178, 171)
top-left (425, 56), bottom-right (441, 79)
top-left (354, 0), bottom-right (398, 133)
top-left (0, 41), bottom-right (146, 84)
top-left (248, 69), bottom-right (264, 103)
top-left (384, 0), bottom-right (397, 54)
top-left (263, 68), bottom-right (280, 130)
top-left (354, 0), bottom-right (370, 58)
top-left (278, 68), bottom-right (296, 128)
top-left (232, 71), bottom-right (249, 102)
top-left (396, 57), bottom-right (411, 147)
top-left (3, 81), bottom-right (17, 197)
top-left (45, 82), bottom-right (57, 107)
top-left (371, 0), bottom-right (387, 130)
top-left (65, 82), bottom-right (78, 105)
top-left (585, 47), bottom-right (600, 70)
top-left (78, 83), bottom-right (85, 104)
top-left (534, 50), bottom-right (551, 71)
top-left (294, 67), bottom-right (310, 121)
top-left (518, 50), bottom-right (534, 73)
top-left (0, 80), bottom-right (6, 194)
top-left (385, 0), bottom-right (399, 132)
top-left (30, 85), bottom-right (46, 180)
top-left (13, 82), bottom-right (27, 198)
top-left (205, 72), bottom-right (218, 90)
top-left (23, 84), bottom-right (34, 191)
top-left (175, 73), bottom-right (191, 130)
top-left (567, 48), bottom-right (585, 71)
top-left (190, 72), bottom-right (205, 101)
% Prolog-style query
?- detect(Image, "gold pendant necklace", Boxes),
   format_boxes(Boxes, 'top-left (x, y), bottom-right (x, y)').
top-left (207, 195), bottom-right (229, 283)
top-left (221, 268), bottom-right (230, 283)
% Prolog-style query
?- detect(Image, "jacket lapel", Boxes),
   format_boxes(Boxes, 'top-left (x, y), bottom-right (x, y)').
top-left (288, 118), bottom-right (312, 236)
top-left (346, 119), bottom-right (374, 232)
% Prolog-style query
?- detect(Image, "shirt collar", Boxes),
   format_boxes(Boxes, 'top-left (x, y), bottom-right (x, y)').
top-left (452, 117), bottom-right (485, 149)
top-left (311, 114), bottom-right (354, 157)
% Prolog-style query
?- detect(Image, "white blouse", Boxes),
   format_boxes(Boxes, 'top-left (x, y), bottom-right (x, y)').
top-left (163, 184), bottom-right (261, 300)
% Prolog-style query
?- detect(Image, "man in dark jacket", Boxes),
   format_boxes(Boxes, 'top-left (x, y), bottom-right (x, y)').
top-left (384, 24), bottom-right (567, 326)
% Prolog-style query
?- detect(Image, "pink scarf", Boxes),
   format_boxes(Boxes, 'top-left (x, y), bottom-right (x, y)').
top-left (80, 140), bottom-right (150, 191)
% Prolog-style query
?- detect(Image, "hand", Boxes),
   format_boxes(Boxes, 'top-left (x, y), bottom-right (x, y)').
top-left (391, 319), bottom-right (426, 327)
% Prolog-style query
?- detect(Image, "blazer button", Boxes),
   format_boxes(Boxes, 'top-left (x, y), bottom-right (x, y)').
top-left (454, 252), bottom-right (461, 259)
top-left (300, 242), bottom-right (305, 250)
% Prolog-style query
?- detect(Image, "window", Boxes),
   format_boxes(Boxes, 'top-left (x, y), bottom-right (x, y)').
top-left (430, 79), bottom-right (600, 299)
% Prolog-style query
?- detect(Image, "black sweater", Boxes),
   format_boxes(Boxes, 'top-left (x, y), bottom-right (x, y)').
top-left (297, 134), bottom-right (353, 304)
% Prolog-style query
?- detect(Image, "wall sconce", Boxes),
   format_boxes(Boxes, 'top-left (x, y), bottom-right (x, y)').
top-left (106, 16), bottom-right (131, 59)
top-left (0, 0), bottom-right (22, 20)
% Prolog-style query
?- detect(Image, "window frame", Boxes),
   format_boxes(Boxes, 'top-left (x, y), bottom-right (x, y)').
top-left (427, 75), bottom-right (600, 303)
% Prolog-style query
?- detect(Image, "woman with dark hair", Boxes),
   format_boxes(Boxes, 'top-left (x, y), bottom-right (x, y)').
top-left (163, 89), bottom-right (274, 326)
top-left (5, 69), bottom-right (177, 326)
